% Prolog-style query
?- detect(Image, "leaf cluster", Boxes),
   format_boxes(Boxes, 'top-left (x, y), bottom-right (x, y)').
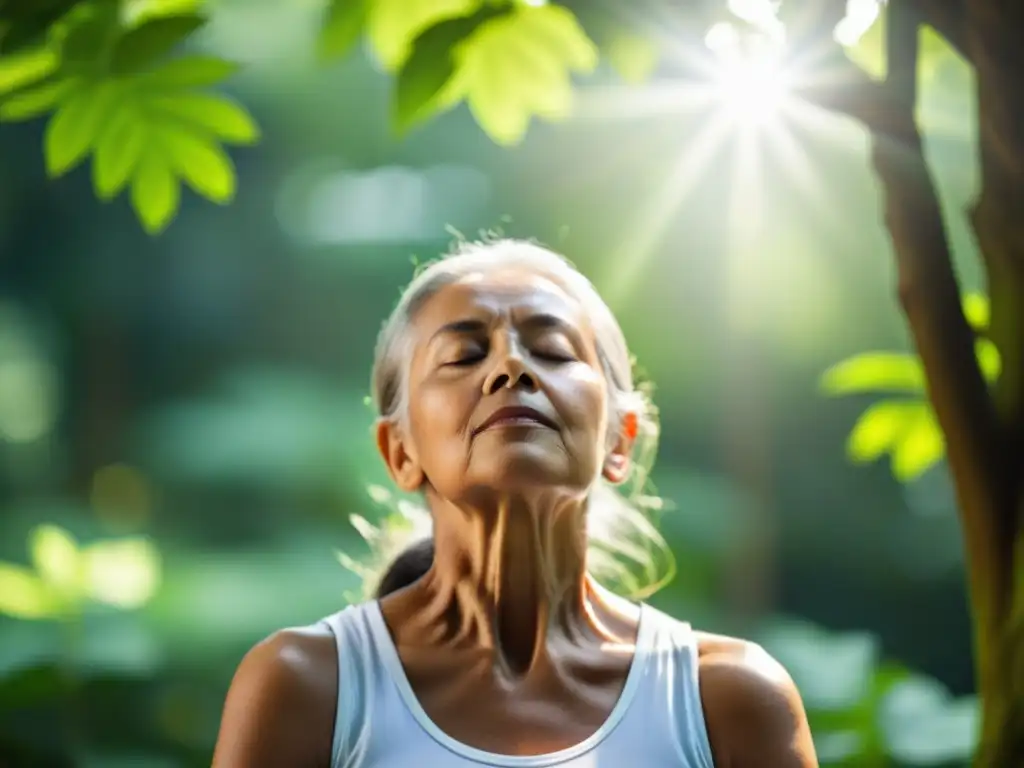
top-left (0, 0), bottom-right (258, 233)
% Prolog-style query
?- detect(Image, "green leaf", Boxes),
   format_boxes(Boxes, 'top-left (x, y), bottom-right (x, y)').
top-left (43, 81), bottom-right (119, 176)
top-left (29, 524), bottom-right (81, 596)
top-left (0, 563), bottom-right (60, 619)
top-left (146, 92), bottom-right (260, 144)
top-left (821, 353), bottom-right (926, 396)
top-left (0, 76), bottom-right (76, 121)
top-left (138, 55), bottom-right (240, 89)
top-left (976, 339), bottom-right (1001, 382)
top-left (962, 293), bottom-right (990, 329)
top-left (605, 33), bottom-right (659, 84)
top-left (0, 12), bottom-right (62, 57)
top-left (846, 401), bottom-right (925, 463)
top-left (393, 8), bottom-right (498, 133)
top-left (451, 4), bottom-right (598, 146)
top-left (319, 0), bottom-right (368, 61)
top-left (158, 124), bottom-right (236, 203)
top-left (60, 13), bottom-right (117, 71)
top-left (367, 0), bottom-right (481, 71)
top-left (0, 47), bottom-right (58, 95)
top-left (110, 12), bottom-right (206, 75)
top-left (92, 103), bottom-right (146, 199)
top-left (131, 150), bottom-right (180, 234)
top-left (891, 412), bottom-right (944, 481)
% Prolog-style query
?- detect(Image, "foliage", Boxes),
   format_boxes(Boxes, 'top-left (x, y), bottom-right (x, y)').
top-left (0, 0), bottom-right (967, 235)
top-left (0, 523), bottom-right (161, 619)
top-left (0, 0), bottom-right (257, 234)
top-left (821, 294), bottom-right (997, 482)
top-left (758, 619), bottom-right (977, 766)
top-left (0, 0), bottom-right (917, 236)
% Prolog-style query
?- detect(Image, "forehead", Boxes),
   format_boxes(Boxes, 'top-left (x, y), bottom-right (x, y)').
top-left (412, 268), bottom-right (590, 333)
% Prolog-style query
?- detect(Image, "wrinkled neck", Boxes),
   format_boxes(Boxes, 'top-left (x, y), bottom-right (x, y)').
top-left (418, 490), bottom-right (593, 678)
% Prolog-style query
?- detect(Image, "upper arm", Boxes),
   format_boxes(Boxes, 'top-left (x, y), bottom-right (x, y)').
top-left (698, 638), bottom-right (817, 768)
top-left (212, 627), bottom-right (338, 768)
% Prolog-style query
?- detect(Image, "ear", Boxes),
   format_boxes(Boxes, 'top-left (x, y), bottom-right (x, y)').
top-left (376, 418), bottom-right (425, 492)
top-left (602, 411), bottom-right (637, 485)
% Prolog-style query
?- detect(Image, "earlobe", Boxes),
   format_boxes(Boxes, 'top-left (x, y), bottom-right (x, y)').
top-left (602, 452), bottom-right (631, 484)
top-left (375, 418), bottom-right (424, 492)
top-left (602, 412), bottom-right (638, 485)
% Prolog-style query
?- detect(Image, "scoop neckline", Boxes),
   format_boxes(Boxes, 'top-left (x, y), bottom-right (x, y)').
top-left (366, 600), bottom-right (652, 767)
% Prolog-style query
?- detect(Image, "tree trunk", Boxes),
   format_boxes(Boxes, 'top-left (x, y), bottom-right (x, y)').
top-left (805, 2), bottom-right (1024, 764)
top-left (964, 1), bottom-right (1024, 763)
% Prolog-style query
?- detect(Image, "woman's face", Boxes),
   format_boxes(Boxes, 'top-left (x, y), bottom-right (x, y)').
top-left (378, 266), bottom-right (633, 503)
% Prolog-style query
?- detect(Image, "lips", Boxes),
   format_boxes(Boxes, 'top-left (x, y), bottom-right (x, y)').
top-left (475, 406), bottom-right (557, 434)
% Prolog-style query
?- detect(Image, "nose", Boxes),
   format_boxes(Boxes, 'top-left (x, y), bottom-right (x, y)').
top-left (483, 348), bottom-right (537, 395)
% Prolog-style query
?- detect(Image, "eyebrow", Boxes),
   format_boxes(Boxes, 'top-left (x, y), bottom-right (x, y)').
top-left (519, 312), bottom-right (573, 332)
top-left (430, 318), bottom-right (489, 343)
top-left (428, 313), bottom-right (577, 345)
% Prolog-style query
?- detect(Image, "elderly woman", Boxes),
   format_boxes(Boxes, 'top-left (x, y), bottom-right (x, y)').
top-left (211, 240), bottom-right (817, 767)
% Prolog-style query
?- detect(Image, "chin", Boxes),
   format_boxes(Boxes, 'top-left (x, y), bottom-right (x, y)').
top-left (470, 445), bottom-right (581, 491)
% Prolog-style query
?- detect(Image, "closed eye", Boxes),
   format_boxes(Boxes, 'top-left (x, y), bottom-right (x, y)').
top-left (446, 352), bottom-right (487, 367)
top-left (534, 350), bottom-right (575, 363)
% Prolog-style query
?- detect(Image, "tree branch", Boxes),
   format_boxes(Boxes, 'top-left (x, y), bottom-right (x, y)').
top-left (798, 2), bottom-right (1014, 656)
top-left (873, 1), bottom-right (1015, 671)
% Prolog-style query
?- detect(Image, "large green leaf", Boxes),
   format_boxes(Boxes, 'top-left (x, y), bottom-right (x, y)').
top-left (367, 0), bottom-right (481, 71)
top-left (821, 353), bottom-right (926, 396)
top-left (35, 71), bottom-right (257, 229)
top-left (110, 12), bottom-right (207, 75)
top-left (447, 3), bottom-right (598, 146)
top-left (393, 7), bottom-right (500, 133)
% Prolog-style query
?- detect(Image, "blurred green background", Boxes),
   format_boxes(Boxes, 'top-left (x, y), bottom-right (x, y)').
top-left (0, 1), bottom-right (984, 765)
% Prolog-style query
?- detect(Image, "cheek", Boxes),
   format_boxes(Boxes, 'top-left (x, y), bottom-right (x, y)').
top-left (408, 380), bottom-right (475, 457)
top-left (558, 367), bottom-right (610, 439)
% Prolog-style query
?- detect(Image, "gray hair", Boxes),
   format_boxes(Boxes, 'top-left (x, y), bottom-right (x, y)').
top-left (365, 238), bottom-right (674, 599)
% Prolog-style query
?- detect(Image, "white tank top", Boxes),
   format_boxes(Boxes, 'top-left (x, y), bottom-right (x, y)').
top-left (319, 601), bottom-right (716, 767)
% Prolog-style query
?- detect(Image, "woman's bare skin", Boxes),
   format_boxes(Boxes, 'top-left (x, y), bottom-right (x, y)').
top-left (212, 264), bottom-right (817, 768)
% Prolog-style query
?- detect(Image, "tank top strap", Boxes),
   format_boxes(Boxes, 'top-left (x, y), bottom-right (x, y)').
top-left (640, 605), bottom-right (716, 768)
top-left (320, 603), bottom-right (380, 768)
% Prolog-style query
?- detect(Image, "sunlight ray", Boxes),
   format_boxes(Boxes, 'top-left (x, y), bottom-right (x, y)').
top-left (574, 81), bottom-right (718, 123)
top-left (601, 113), bottom-right (734, 307)
top-left (759, 113), bottom-right (846, 231)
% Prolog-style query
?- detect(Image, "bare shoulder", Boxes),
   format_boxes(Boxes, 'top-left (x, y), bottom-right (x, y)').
top-left (212, 624), bottom-right (338, 768)
top-left (694, 631), bottom-right (818, 768)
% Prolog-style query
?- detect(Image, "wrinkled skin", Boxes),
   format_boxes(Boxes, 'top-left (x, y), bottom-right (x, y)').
top-left (212, 266), bottom-right (818, 767)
